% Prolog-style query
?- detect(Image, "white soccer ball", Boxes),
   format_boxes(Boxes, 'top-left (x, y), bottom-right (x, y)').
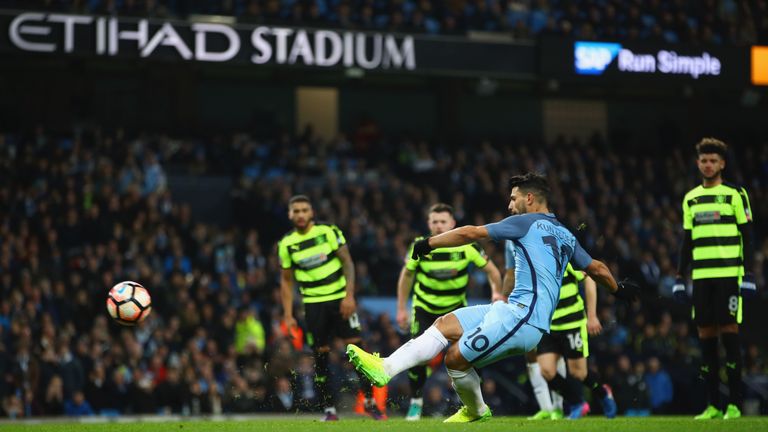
top-left (106, 281), bottom-right (152, 326)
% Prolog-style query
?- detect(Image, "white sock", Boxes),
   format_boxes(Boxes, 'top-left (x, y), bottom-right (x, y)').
top-left (410, 397), bottom-right (423, 406)
top-left (447, 368), bottom-right (487, 416)
top-left (527, 361), bottom-right (553, 412)
top-left (383, 326), bottom-right (448, 377)
top-left (324, 406), bottom-right (337, 414)
top-left (551, 357), bottom-right (567, 411)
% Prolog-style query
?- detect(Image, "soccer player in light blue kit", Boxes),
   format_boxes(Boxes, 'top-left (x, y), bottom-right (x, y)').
top-left (347, 173), bottom-right (639, 422)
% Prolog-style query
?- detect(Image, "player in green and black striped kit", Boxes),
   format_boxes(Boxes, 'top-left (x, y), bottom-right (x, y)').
top-left (675, 138), bottom-right (756, 420)
top-left (278, 195), bottom-right (378, 421)
top-left (395, 203), bottom-right (502, 420)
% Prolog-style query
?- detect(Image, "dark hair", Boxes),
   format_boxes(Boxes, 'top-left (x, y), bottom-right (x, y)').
top-left (508, 173), bottom-right (550, 203)
top-left (696, 137), bottom-right (727, 158)
top-left (428, 203), bottom-right (454, 217)
top-left (288, 195), bottom-right (311, 207)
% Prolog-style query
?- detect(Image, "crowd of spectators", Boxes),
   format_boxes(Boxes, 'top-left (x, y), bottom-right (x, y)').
top-left (0, 124), bottom-right (767, 418)
top-left (3, 0), bottom-right (768, 44)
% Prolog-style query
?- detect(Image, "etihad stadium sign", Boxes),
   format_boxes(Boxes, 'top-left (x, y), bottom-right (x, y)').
top-left (4, 12), bottom-right (415, 70)
top-left (0, 10), bottom-right (537, 77)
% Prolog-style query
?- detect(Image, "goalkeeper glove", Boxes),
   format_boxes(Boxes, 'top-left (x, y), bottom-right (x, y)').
top-left (740, 273), bottom-right (757, 299)
top-left (672, 277), bottom-right (688, 305)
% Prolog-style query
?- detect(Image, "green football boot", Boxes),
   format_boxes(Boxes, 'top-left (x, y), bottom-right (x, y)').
top-left (694, 405), bottom-right (723, 420)
top-left (346, 344), bottom-right (391, 387)
top-left (443, 406), bottom-right (492, 423)
top-left (550, 408), bottom-right (564, 420)
top-left (724, 404), bottom-right (742, 420)
top-left (527, 410), bottom-right (552, 420)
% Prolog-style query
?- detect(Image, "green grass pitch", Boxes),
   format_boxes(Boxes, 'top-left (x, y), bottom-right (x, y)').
top-left (2, 417), bottom-right (767, 432)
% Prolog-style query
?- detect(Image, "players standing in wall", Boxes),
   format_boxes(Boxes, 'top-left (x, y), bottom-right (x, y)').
top-left (348, 173), bottom-right (640, 423)
top-left (674, 138), bottom-right (756, 420)
top-left (396, 203), bottom-right (503, 420)
top-left (278, 195), bottom-right (382, 421)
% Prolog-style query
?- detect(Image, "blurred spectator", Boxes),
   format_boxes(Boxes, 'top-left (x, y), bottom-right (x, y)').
top-left (64, 391), bottom-right (94, 416)
top-left (612, 355), bottom-right (651, 416)
top-left (644, 356), bottom-right (673, 414)
top-left (235, 307), bottom-right (265, 357)
top-left (421, 385), bottom-right (450, 417)
top-left (155, 367), bottom-right (184, 414)
top-left (43, 375), bottom-right (65, 415)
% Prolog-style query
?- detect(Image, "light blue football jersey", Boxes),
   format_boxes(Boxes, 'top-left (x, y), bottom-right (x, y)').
top-left (487, 213), bottom-right (592, 332)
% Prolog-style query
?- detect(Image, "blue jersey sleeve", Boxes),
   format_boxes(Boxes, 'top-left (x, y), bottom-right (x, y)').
top-left (570, 240), bottom-right (593, 270)
top-left (485, 215), bottom-right (533, 242)
top-left (504, 240), bottom-right (516, 269)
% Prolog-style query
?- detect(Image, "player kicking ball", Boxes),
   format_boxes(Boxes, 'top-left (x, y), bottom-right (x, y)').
top-left (347, 173), bottom-right (639, 422)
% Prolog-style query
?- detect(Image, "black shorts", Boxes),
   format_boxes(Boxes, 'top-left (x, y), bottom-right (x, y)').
top-left (536, 324), bottom-right (589, 359)
top-left (410, 307), bottom-right (442, 338)
top-left (304, 299), bottom-right (361, 349)
top-left (692, 277), bottom-right (741, 327)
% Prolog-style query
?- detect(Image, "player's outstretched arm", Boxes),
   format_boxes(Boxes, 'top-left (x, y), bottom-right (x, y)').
top-left (583, 259), bottom-right (617, 292)
top-left (584, 259), bottom-right (640, 302)
top-left (412, 226), bottom-right (489, 259)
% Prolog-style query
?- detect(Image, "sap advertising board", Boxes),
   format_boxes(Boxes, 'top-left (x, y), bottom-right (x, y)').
top-left (574, 41), bottom-right (723, 79)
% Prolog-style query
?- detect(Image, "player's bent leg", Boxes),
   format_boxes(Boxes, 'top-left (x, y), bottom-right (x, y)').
top-left (566, 357), bottom-right (587, 381)
top-left (433, 312), bottom-right (467, 343)
top-left (538, 353), bottom-right (559, 381)
top-left (443, 344), bottom-right (491, 423)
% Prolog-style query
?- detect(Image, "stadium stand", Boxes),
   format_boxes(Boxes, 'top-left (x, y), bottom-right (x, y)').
top-left (2, 0), bottom-right (767, 44)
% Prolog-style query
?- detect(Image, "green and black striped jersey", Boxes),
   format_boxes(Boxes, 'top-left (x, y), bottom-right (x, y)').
top-left (550, 263), bottom-right (587, 331)
top-left (682, 183), bottom-right (752, 280)
top-left (406, 237), bottom-right (489, 314)
top-left (278, 223), bottom-right (348, 304)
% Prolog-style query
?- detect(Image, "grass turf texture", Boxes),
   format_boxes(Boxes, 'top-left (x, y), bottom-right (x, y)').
top-left (1, 417), bottom-right (766, 432)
